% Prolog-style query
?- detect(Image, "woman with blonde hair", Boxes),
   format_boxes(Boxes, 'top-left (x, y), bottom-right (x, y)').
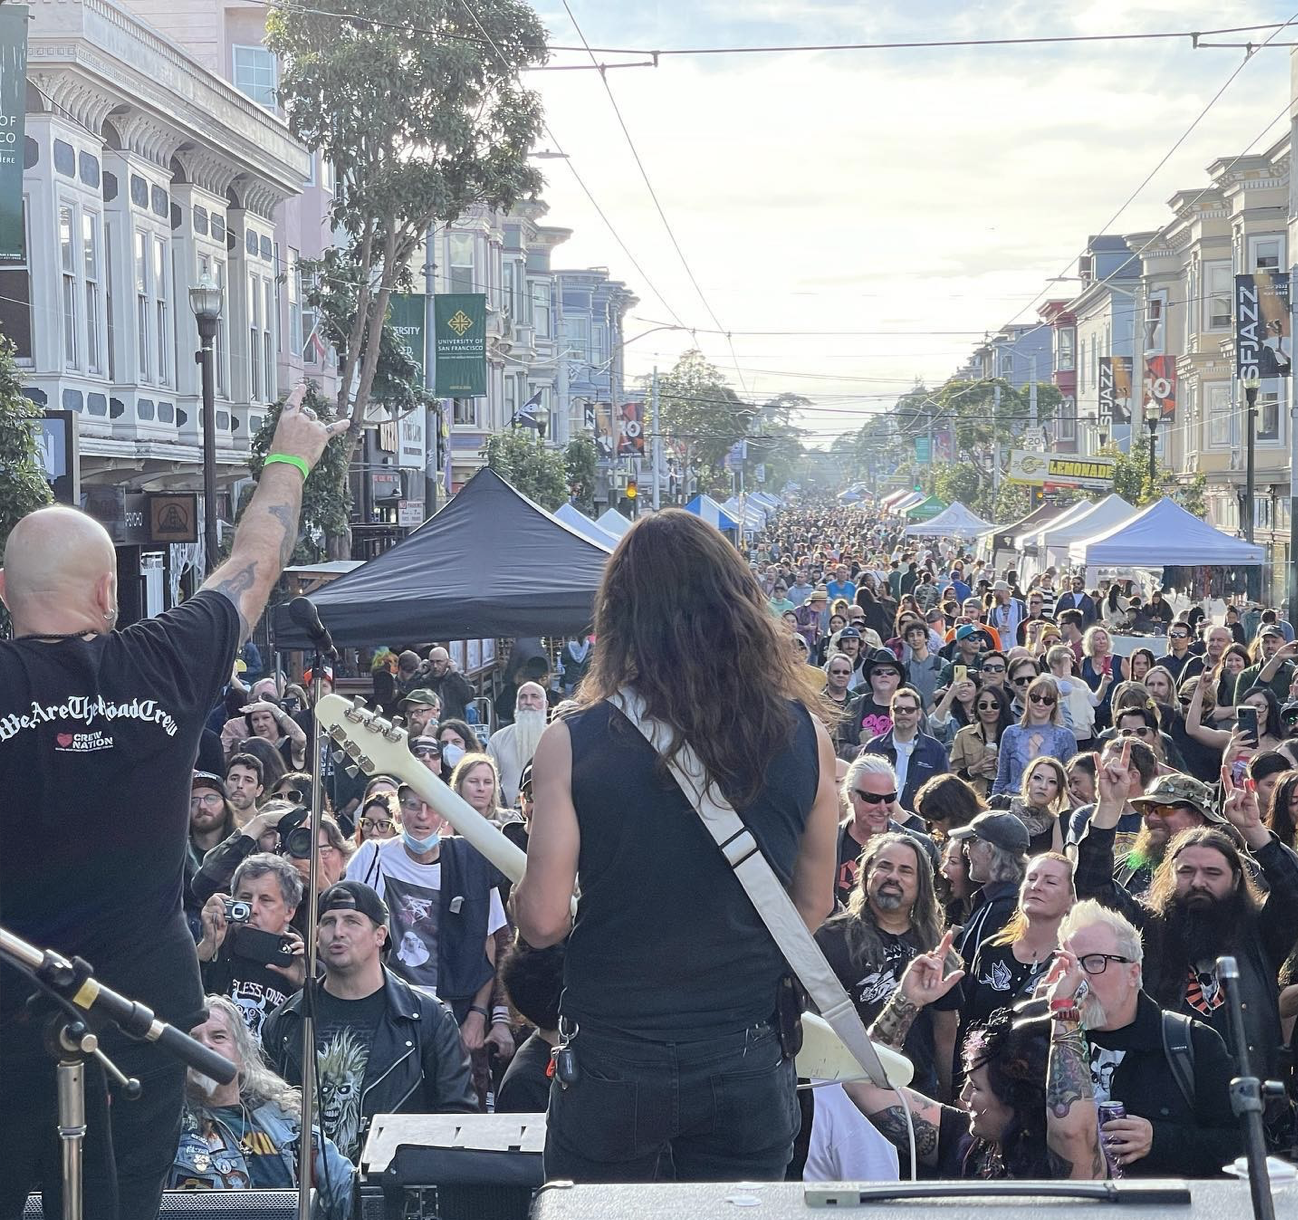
top-left (449, 752), bottom-right (520, 832)
top-left (992, 676), bottom-right (1077, 796)
top-left (1006, 757), bottom-right (1069, 854)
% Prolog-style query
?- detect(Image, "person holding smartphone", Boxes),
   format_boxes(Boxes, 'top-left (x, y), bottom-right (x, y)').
top-left (1080, 627), bottom-right (1118, 732)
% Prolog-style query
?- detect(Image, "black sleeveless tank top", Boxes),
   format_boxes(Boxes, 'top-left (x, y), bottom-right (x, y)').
top-left (560, 697), bottom-right (819, 1039)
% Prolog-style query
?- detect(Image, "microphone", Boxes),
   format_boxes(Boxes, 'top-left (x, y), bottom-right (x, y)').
top-left (288, 596), bottom-right (339, 661)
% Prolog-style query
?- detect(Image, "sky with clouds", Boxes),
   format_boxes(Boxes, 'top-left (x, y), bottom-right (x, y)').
top-left (525, 1), bottom-right (1296, 448)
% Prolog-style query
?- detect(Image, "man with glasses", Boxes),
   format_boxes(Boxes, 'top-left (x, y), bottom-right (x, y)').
top-left (861, 687), bottom-right (948, 815)
top-left (1049, 900), bottom-right (1239, 1176)
top-left (400, 688), bottom-right (442, 741)
top-left (1157, 622), bottom-right (1196, 684)
top-left (834, 754), bottom-right (937, 905)
top-left (1053, 574), bottom-right (1097, 627)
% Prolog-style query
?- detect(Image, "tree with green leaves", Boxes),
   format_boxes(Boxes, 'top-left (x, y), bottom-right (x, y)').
top-left (482, 431), bottom-right (568, 510)
top-left (564, 435), bottom-right (598, 514)
top-left (657, 350), bottom-right (750, 486)
top-left (244, 386), bottom-right (351, 563)
top-left (1105, 436), bottom-right (1205, 515)
top-left (266, 0), bottom-right (547, 454)
top-left (0, 336), bottom-right (54, 556)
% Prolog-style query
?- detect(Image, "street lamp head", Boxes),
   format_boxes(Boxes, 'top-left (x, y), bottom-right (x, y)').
top-left (188, 275), bottom-right (223, 322)
top-left (1241, 371), bottom-right (1262, 406)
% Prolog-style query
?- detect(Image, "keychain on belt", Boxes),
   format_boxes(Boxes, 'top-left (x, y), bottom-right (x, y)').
top-left (552, 1016), bottom-right (580, 1089)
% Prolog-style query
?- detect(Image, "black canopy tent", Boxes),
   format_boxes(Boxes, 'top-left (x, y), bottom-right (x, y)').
top-left (270, 467), bottom-right (613, 649)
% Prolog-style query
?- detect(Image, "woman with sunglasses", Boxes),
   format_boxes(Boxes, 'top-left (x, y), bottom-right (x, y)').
top-left (949, 684), bottom-right (1012, 799)
top-left (992, 676), bottom-right (1077, 797)
top-left (1007, 758), bottom-right (1069, 855)
top-left (354, 791), bottom-right (400, 846)
top-left (929, 672), bottom-right (978, 749)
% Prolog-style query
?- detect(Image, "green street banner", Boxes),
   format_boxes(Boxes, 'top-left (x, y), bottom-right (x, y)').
top-left (433, 293), bottom-right (486, 397)
top-left (0, 7), bottom-right (28, 262)
top-left (387, 293), bottom-right (426, 384)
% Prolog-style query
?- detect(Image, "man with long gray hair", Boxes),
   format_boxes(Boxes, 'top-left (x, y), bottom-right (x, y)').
top-left (816, 832), bottom-right (960, 1099)
top-left (172, 994), bottom-right (355, 1216)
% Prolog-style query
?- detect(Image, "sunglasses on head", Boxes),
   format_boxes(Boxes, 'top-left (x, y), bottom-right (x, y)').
top-left (1028, 693), bottom-right (1056, 706)
top-left (853, 789), bottom-right (898, 805)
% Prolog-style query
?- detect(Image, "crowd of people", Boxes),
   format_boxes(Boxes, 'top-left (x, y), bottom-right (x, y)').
top-left (9, 448), bottom-right (1298, 1216)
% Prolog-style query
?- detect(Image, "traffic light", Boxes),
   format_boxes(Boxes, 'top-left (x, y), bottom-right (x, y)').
top-left (626, 480), bottom-right (637, 500)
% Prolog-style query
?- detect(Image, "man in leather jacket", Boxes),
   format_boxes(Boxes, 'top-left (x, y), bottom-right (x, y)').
top-left (263, 882), bottom-right (476, 1162)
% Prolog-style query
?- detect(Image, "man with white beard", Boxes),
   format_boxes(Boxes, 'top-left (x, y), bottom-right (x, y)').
top-left (171, 994), bottom-right (355, 1216)
top-left (488, 681), bottom-right (549, 806)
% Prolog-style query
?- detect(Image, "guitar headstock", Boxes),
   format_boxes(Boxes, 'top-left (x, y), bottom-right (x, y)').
top-left (315, 693), bottom-right (419, 780)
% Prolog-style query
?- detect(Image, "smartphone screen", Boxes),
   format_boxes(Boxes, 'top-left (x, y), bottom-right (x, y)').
top-left (1236, 705), bottom-right (1259, 747)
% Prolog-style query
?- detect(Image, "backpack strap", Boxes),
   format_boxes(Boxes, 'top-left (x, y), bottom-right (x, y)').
top-left (1160, 1010), bottom-right (1197, 1112)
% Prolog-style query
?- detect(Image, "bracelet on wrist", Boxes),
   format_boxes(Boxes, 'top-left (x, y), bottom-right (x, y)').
top-left (468, 1005), bottom-right (490, 1019)
top-left (264, 452), bottom-right (310, 479)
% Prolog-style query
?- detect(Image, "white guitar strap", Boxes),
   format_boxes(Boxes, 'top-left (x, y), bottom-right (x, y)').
top-left (609, 689), bottom-right (891, 1088)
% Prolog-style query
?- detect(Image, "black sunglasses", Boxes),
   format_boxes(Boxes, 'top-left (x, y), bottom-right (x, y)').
top-left (1029, 693), bottom-right (1057, 706)
top-left (853, 789), bottom-right (897, 805)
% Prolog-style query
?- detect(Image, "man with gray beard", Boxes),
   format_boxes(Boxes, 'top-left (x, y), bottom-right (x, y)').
top-left (487, 681), bottom-right (549, 806)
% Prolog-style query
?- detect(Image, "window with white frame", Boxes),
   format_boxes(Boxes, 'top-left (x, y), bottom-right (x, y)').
top-left (60, 205), bottom-right (77, 368)
top-left (503, 262), bottom-right (516, 320)
top-left (0, 199), bottom-right (31, 360)
top-left (135, 230), bottom-right (149, 379)
top-left (530, 280), bottom-right (550, 337)
top-left (1144, 293), bottom-right (1166, 355)
top-left (1205, 263), bottom-right (1232, 330)
top-left (287, 248), bottom-right (302, 356)
top-left (1249, 234), bottom-right (1285, 272)
top-left (215, 258), bottom-right (229, 396)
top-left (448, 232), bottom-right (475, 294)
top-left (1207, 381), bottom-right (1233, 447)
top-left (153, 236), bottom-right (169, 385)
top-left (104, 219), bottom-right (116, 380)
top-left (453, 397), bottom-right (477, 426)
top-left (301, 266), bottom-right (319, 364)
top-left (233, 46), bottom-right (277, 108)
top-left (249, 271), bottom-right (262, 402)
top-left (563, 314), bottom-right (589, 362)
top-left (263, 277), bottom-right (274, 399)
top-left (503, 375), bottom-right (516, 423)
top-left (1056, 327), bottom-right (1075, 371)
top-left (1257, 380), bottom-right (1281, 442)
top-left (83, 211), bottom-right (102, 374)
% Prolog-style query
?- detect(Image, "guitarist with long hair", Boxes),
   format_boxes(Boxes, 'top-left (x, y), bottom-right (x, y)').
top-left (514, 509), bottom-right (842, 1183)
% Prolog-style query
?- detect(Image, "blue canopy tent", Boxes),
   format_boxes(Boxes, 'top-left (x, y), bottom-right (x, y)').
top-left (684, 494), bottom-right (740, 534)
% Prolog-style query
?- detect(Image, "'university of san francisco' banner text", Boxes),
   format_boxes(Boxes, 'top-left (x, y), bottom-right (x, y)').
top-left (1235, 272), bottom-right (1291, 379)
top-left (387, 293), bottom-right (426, 384)
top-left (433, 293), bottom-right (486, 396)
top-left (1144, 354), bottom-right (1177, 419)
top-left (1097, 356), bottom-right (1133, 424)
top-left (1006, 449), bottom-right (1116, 491)
top-left (0, 8), bottom-right (28, 262)
top-left (617, 400), bottom-right (644, 456)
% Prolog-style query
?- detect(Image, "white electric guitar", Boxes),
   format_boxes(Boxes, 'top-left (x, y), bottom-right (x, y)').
top-left (315, 693), bottom-right (912, 1088)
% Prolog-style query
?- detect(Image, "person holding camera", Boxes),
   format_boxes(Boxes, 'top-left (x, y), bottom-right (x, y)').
top-left (197, 854), bottom-right (306, 1044)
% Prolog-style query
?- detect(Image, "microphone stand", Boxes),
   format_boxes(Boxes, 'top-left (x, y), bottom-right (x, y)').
top-left (0, 926), bottom-right (237, 1220)
top-left (1217, 954), bottom-right (1280, 1220)
top-left (297, 646), bottom-right (329, 1220)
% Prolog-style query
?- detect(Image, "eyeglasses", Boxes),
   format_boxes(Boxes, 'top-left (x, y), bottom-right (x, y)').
top-left (1170, 631), bottom-right (1189, 640)
top-left (1120, 726), bottom-right (1154, 738)
top-left (976, 701), bottom-right (999, 711)
top-left (1078, 953), bottom-right (1133, 975)
top-left (413, 748), bottom-right (441, 759)
top-left (892, 704), bottom-right (920, 715)
top-left (981, 663), bottom-right (1006, 673)
top-left (1028, 693), bottom-right (1057, 706)
top-left (190, 792), bottom-right (224, 808)
top-left (400, 798), bottom-right (425, 813)
top-left (360, 817), bottom-right (394, 833)
top-left (852, 789), bottom-right (898, 805)
top-left (275, 787), bottom-right (305, 803)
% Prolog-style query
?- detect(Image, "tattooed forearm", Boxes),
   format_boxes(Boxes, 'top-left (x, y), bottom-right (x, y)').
top-left (869, 990), bottom-right (920, 1049)
top-left (870, 1103), bottom-right (939, 1159)
top-left (1047, 1025), bottom-right (1093, 1119)
top-left (266, 502), bottom-right (298, 569)
top-left (209, 561), bottom-right (256, 642)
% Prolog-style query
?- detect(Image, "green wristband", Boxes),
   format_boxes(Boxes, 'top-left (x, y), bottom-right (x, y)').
top-left (264, 453), bottom-right (310, 479)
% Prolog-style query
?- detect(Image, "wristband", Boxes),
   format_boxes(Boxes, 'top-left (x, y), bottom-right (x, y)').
top-left (1048, 997), bottom-right (1077, 1012)
top-left (491, 1006), bottom-right (511, 1025)
top-left (264, 453), bottom-right (310, 479)
top-left (469, 1005), bottom-right (490, 1019)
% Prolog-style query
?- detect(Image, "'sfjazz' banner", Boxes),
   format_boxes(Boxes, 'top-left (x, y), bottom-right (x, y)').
top-left (1235, 272), bottom-right (1291, 379)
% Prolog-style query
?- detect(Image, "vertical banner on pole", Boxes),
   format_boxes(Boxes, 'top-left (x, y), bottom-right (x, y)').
top-left (0, 7), bottom-right (28, 263)
top-left (1144, 355), bottom-right (1177, 420)
top-left (616, 400), bottom-right (644, 456)
top-left (1236, 271), bottom-right (1292, 378)
top-left (433, 293), bottom-right (486, 396)
top-left (594, 401), bottom-right (615, 460)
top-left (1098, 356), bottom-right (1132, 424)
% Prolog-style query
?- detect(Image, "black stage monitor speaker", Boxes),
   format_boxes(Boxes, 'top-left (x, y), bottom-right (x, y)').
top-left (25, 1191), bottom-right (303, 1219)
top-left (529, 1178), bottom-right (1295, 1220)
top-left (361, 1112), bottom-right (545, 1220)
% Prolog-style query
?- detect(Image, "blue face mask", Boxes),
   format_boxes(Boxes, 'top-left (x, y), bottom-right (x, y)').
top-left (402, 829), bottom-right (440, 855)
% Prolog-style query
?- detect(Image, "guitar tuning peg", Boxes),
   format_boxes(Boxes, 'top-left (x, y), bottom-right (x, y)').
top-left (352, 697), bottom-right (368, 709)
top-left (328, 725), bottom-right (347, 743)
top-left (363, 716), bottom-right (388, 735)
top-left (358, 755), bottom-right (375, 774)
top-left (389, 715), bottom-right (405, 731)
top-left (344, 699), bottom-right (366, 724)
top-left (345, 765), bottom-right (359, 779)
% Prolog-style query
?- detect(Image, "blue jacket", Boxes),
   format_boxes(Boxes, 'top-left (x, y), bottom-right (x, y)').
top-left (170, 1100), bottom-right (354, 1219)
top-left (861, 730), bottom-right (948, 812)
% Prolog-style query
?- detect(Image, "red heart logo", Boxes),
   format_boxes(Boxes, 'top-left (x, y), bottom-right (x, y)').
top-left (56, 733), bottom-right (73, 747)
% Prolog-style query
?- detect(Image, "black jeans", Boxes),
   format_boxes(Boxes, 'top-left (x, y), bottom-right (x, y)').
top-left (543, 1020), bottom-right (799, 1182)
top-left (1, 1015), bottom-right (185, 1220)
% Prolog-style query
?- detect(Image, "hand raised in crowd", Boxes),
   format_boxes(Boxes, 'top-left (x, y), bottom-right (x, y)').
top-left (1096, 739), bottom-right (1133, 811)
top-left (265, 925), bottom-right (307, 987)
top-left (896, 929), bottom-right (965, 1009)
top-left (264, 381), bottom-right (352, 471)
top-left (1220, 761), bottom-right (1271, 849)
top-left (197, 893), bottom-right (230, 962)
top-left (1043, 947), bottom-right (1085, 1010)
top-left (240, 700), bottom-right (285, 718)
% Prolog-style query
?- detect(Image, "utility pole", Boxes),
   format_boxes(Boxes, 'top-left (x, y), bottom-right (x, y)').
top-left (1243, 374), bottom-right (1260, 545)
top-left (992, 384), bottom-right (1002, 498)
top-left (650, 366), bottom-right (661, 511)
top-left (1028, 352), bottom-right (1038, 427)
top-left (423, 229), bottom-right (438, 515)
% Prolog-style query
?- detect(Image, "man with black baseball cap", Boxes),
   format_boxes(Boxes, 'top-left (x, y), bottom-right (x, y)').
top-left (262, 881), bottom-right (475, 1163)
top-left (948, 811), bottom-right (1029, 960)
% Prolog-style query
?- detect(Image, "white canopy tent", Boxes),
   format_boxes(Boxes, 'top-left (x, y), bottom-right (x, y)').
top-left (723, 496), bottom-right (768, 533)
top-left (554, 502), bottom-right (621, 549)
top-left (750, 491), bottom-right (782, 510)
top-left (595, 507), bottom-right (632, 539)
top-left (902, 501), bottom-right (995, 539)
top-left (683, 494), bottom-right (740, 532)
top-left (1034, 495), bottom-right (1136, 569)
top-left (1069, 497), bottom-right (1264, 568)
top-left (1014, 497), bottom-right (1101, 551)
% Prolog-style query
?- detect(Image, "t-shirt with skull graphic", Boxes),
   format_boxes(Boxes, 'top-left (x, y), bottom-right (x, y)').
top-left (311, 986), bottom-right (388, 1162)
top-left (815, 921), bottom-right (960, 1098)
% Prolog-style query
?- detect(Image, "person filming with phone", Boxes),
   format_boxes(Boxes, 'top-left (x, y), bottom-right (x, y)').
top-left (197, 854), bottom-right (306, 1045)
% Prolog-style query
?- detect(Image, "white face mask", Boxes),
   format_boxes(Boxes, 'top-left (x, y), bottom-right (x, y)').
top-left (442, 743), bottom-right (466, 768)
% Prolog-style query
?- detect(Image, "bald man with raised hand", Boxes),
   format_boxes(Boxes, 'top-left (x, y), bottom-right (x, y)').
top-left (0, 385), bottom-right (348, 1220)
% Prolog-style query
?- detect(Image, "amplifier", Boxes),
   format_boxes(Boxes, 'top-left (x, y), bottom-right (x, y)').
top-left (24, 1191), bottom-right (302, 1219)
top-left (361, 1112), bottom-right (545, 1220)
top-left (529, 1178), bottom-right (1296, 1220)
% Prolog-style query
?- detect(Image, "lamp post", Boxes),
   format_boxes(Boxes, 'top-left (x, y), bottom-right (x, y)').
top-left (189, 275), bottom-right (223, 573)
top-left (533, 400), bottom-right (550, 446)
top-left (1242, 372), bottom-right (1261, 544)
top-left (1144, 414), bottom-right (1160, 490)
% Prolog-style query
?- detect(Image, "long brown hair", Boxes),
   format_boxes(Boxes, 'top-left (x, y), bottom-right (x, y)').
top-left (580, 509), bottom-right (823, 807)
